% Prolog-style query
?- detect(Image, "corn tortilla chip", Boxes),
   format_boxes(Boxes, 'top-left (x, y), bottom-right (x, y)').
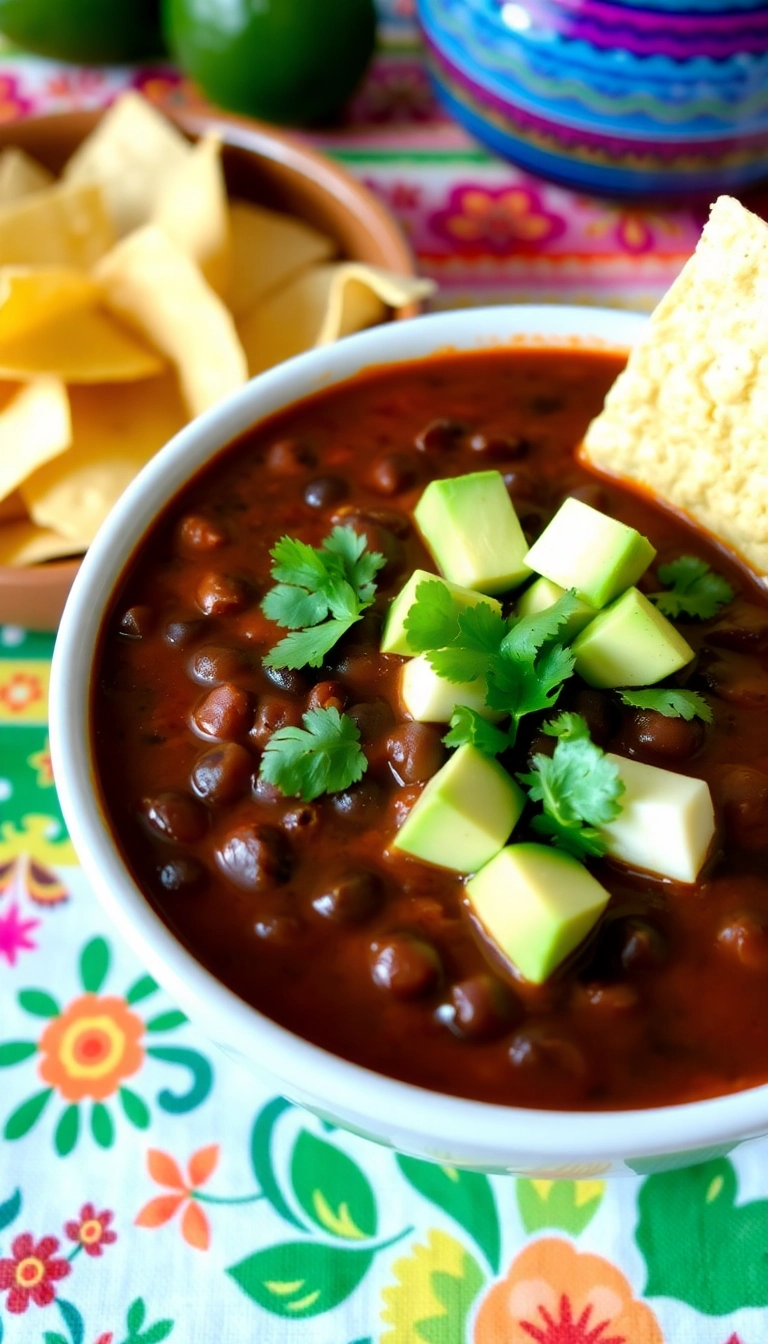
top-left (0, 490), bottom-right (27, 524)
top-left (96, 225), bottom-right (247, 418)
top-left (0, 180), bottom-right (114, 270)
top-left (0, 519), bottom-right (80, 567)
top-left (64, 91), bottom-right (191, 237)
top-left (0, 267), bottom-right (99, 343)
top-left (227, 199), bottom-right (335, 318)
top-left (22, 371), bottom-right (186, 546)
top-left (0, 378), bottom-right (71, 502)
top-left (582, 196), bottom-right (768, 578)
top-left (238, 262), bottom-right (435, 376)
top-left (0, 148), bottom-right (54, 204)
top-left (153, 133), bottom-right (230, 294)
top-left (0, 305), bottom-right (164, 383)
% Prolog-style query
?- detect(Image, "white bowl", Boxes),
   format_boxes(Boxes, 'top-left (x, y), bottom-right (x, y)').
top-left (50, 305), bottom-right (768, 1176)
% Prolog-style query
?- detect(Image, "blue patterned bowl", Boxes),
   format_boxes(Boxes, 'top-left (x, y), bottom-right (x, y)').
top-left (416, 0), bottom-right (768, 196)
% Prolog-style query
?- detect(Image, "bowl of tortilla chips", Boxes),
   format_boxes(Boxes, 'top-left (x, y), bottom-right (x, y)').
top-left (0, 93), bottom-right (431, 630)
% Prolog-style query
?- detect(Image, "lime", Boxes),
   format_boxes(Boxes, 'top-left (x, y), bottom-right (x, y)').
top-left (163, 0), bottom-right (377, 127)
top-left (0, 0), bottom-right (164, 63)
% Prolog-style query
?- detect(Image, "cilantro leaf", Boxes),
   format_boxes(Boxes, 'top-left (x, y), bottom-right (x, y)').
top-left (443, 706), bottom-right (511, 757)
top-left (262, 525), bottom-right (385, 669)
top-left (259, 707), bottom-right (367, 802)
top-left (649, 556), bottom-right (734, 620)
top-left (500, 591), bottom-right (580, 660)
top-left (517, 711), bottom-right (624, 861)
top-left (403, 579), bottom-right (463, 654)
top-left (424, 601), bottom-right (508, 684)
top-left (618, 687), bottom-right (713, 723)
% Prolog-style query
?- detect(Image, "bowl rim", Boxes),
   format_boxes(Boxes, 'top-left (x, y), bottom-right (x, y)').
top-left (50, 303), bottom-right (768, 1166)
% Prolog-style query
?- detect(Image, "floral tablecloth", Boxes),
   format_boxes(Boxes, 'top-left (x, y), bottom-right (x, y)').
top-left (1, 4), bottom-right (767, 1342)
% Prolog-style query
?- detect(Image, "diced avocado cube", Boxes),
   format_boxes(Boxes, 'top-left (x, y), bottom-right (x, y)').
top-left (524, 498), bottom-right (656, 608)
top-left (400, 654), bottom-right (502, 724)
top-left (599, 754), bottom-right (715, 884)
top-left (571, 587), bottom-right (694, 688)
top-left (392, 743), bottom-right (524, 873)
top-left (414, 470), bottom-right (531, 594)
top-left (516, 576), bottom-right (597, 643)
top-left (466, 843), bottom-right (610, 984)
top-left (381, 569), bottom-right (502, 656)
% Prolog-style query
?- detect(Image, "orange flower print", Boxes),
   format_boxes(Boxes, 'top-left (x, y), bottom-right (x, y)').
top-left (39, 993), bottom-right (144, 1102)
top-left (136, 1146), bottom-right (219, 1251)
top-left (28, 739), bottom-right (54, 789)
top-left (474, 1238), bottom-right (664, 1343)
top-left (0, 672), bottom-right (43, 714)
top-left (432, 184), bottom-right (566, 256)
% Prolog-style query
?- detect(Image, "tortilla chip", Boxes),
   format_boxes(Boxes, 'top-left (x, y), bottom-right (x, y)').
top-left (0, 378), bottom-right (71, 502)
top-left (64, 91), bottom-right (191, 237)
top-left (0, 267), bottom-right (99, 343)
top-left (226, 199), bottom-right (335, 318)
top-left (0, 519), bottom-right (80, 567)
top-left (22, 371), bottom-right (186, 546)
top-left (0, 306), bottom-right (164, 383)
top-left (0, 489), bottom-right (27, 524)
top-left (95, 225), bottom-right (247, 418)
top-left (0, 180), bottom-right (114, 269)
top-left (238, 262), bottom-right (435, 376)
top-left (0, 148), bottom-right (54, 204)
top-left (153, 133), bottom-right (230, 294)
top-left (582, 196), bottom-right (768, 577)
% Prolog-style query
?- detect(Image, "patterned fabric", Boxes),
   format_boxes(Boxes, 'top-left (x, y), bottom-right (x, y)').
top-left (1, 3), bottom-right (768, 1339)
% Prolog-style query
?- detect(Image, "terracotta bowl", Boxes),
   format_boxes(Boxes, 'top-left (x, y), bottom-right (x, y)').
top-left (0, 106), bottom-right (419, 632)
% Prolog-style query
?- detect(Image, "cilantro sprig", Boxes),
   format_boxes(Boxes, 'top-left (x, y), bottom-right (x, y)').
top-left (619, 687), bottom-right (713, 723)
top-left (262, 526), bottom-right (385, 669)
top-left (259, 706), bottom-right (367, 802)
top-left (443, 705), bottom-right (512, 757)
top-left (404, 580), bottom-right (579, 746)
top-left (517, 712), bottom-right (624, 861)
top-left (649, 556), bottom-right (734, 621)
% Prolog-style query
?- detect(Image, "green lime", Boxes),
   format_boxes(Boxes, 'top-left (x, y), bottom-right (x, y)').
top-left (163, 0), bottom-right (377, 127)
top-left (0, 0), bottom-right (164, 63)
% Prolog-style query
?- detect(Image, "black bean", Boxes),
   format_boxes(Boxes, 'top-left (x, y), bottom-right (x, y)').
top-left (282, 804), bottom-right (321, 838)
top-left (415, 419), bottom-right (463, 454)
top-left (312, 869), bottom-right (383, 924)
top-left (347, 699), bottom-right (396, 743)
top-left (713, 765), bottom-right (768, 850)
top-left (190, 643), bottom-right (252, 685)
top-left (304, 475), bottom-right (348, 509)
top-left (157, 857), bottom-right (207, 893)
top-left (615, 918), bottom-right (668, 972)
top-left (622, 708), bottom-right (705, 762)
top-left (191, 742), bottom-right (253, 804)
top-left (250, 696), bottom-right (303, 749)
top-left (119, 605), bottom-right (153, 639)
top-left (263, 665), bottom-right (308, 696)
top-left (165, 618), bottom-right (205, 649)
top-left (508, 1025), bottom-right (588, 1078)
top-left (370, 935), bottom-right (441, 998)
top-left (717, 914), bottom-right (768, 970)
top-left (216, 823), bottom-right (292, 891)
top-left (307, 680), bottom-right (347, 713)
top-left (370, 453), bottom-right (418, 496)
top-left (386, 722), bottom-right (446, 784)
top-left (176, 513), bottom-right (228, 553)
top-left (192, 683), bottom-right (252, 741)
top-left (141, 791), bottom-right (208, 844)
top-left (196, 572), bottom-right (249, 616)
top-left (332, 781), bottom-right (383, 824)
top-left (265, 438), bottom-right (316, 474)
top-left (469, 432), bottom-right (527, 460)
top-left (443, 974), bottom-right (520, 1041)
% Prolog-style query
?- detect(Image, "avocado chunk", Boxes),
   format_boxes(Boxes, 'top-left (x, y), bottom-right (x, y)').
top-left (598, 753), bottom-right (715, 883)
top-left (571, 587), bottom-right (694, 688)
top-left (392, 743), bottom-right (524, 873)
top-left (466, 843), bottom-right (611, 984)
top-left (414, 470), bottom-right (531, 594)
top-left (381, 569), bottom-right (502, 656)
top-left (400, 654), bottom-right (501, 724)
top-left (516, 576), bottom-right (597, 643)
top-left (524, 498), bottom-right (656, 608)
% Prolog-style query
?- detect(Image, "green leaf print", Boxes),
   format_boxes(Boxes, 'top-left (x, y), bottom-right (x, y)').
top-left (250, 1097), bottom-right (306, 1230)
top-left (516, 1178), bottom-right (605, 1235)
top-left (125, 974), bottom-right (159, 1005)
top-left (4, 1087), bottom-right (53, 1139)
top-left (80, 937), bottom-right (110, 993)
top-left (0, 1041), bottom-right (37, 1066)
top-left (228, 1241), bottom-right (374, 1318)
top-left (91, 1101), bottom-right (115, 1148)
top-left (120, 1086), bottom-right (151, 1129)
top-left (0, 1188), bottom-right (21, 1232)
top-left (291, 1130), bottom-right (377, 1240)
top-left (396, 1156), bottom-right (500, 1272)
top-left (18, 989), bottom-right (60, 1018)
top-left (54, 1104), bottom-right (80, 1157)
top-left (145, 1010), bottom-right (188, 1033)
top-left (43, 1333), bottom-right (69, 1344)
top-left (127, 1299), bottom-right (146, 1335)
top-left (637, 1157), bottom-right (768, 1313)
top-left (417, 1258), bottom-right (485, 1344)
top-left (56, 1299), bottom-right (84, 1344)
top-left (122, 1296), bottom-right (174, 1344)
